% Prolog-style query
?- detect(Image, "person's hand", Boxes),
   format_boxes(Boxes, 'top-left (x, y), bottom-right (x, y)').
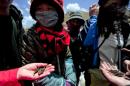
top-left (121, 48), bottom-right (130, 53)
top-left (17, 63), bottom-right (55, 80)
top-left (100, 61), bottom-right (130, 86)
top-left (124, 60), bottom-right (130, 75)
top-left (121, 48), bottom-right (130, 56)
top-left (89, 4), bottom-right (99, 16)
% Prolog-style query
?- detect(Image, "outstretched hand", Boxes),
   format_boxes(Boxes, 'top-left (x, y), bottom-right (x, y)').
top-left (17, 63), bottom-right (55, 80)
top-left (89, 4), bottom-right (99, 16)
top-left (100, 61), bottom-right (130, 86)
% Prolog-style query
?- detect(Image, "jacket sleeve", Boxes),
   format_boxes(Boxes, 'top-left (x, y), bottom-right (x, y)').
top-left (88, 15), bottom-right (97, 27)
top-left (64, 56), bottom-right (77, 86)
top-left (0, 68), bottom-right (21, 86)
top-left (34, 47), bottom-right (77, 86)
top-left (80, 15), bottom-right (97, 43)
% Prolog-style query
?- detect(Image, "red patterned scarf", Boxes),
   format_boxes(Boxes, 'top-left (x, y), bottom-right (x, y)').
top-left (34, 26), bottom-right (70, 56)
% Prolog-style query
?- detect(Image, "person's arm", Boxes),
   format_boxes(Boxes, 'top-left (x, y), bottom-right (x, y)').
top-left (100, 61), bottom-right (130, 86)
top-left (121, 47), bottom-right (130, 61)
top-left (0, 68), bottom-right (21, 86)
top-left (80, 5), bottom-right (98, 43)
top-left (0, 63), bottom-right (55, 86)
top-left (88, 4), bottom-right (98, 27)
top-left (89, 4), bottom-right (99, 17)
top-left (83, 22), bottom-right (98, 47)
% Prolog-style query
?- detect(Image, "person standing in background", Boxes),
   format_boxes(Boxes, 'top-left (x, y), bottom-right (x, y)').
top-left (66, 11), bottom-right (85, 85)
top-left (80, 4), bottom-right (100, 86)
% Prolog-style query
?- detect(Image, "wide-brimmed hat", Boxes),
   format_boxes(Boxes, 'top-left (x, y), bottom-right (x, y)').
top-left (66, 11), bottom-right (85, 25)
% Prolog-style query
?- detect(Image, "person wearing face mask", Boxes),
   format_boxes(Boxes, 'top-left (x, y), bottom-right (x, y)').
top-left (22, 0), bottom-right (77, 86)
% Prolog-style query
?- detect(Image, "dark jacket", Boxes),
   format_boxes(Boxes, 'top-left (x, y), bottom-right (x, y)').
top-left (22, 25), bottom-right (77, 86)
top-left (0, 14), bottom-right (23, 70)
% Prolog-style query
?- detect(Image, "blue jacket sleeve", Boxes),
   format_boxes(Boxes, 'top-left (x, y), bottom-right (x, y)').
top-left (83, 21), bottom-right (99, 67)
top-left (88, 15), bottom-right (97, 27)
top-left (83, 22), bottom-right (98, 47)
top-left (80, 15), bottom-right (97, 43)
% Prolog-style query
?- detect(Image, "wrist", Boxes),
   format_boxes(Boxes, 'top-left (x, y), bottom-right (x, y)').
top-left (124, 60), bottom-right (130, 64)
top-left (17, 68), bottom-right (22, 80)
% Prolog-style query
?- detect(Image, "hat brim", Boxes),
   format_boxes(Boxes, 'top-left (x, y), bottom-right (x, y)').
top-left (67, 16), bottom-right (85, 25)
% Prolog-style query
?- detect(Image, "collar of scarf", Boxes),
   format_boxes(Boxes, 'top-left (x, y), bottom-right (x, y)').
top-left (34, 26), bottom-right (70, 55)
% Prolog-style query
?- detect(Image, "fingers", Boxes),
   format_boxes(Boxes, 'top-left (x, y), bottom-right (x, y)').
top-left (18, 63), bottom-right (55, 81)
top-left (100, 66), bottom-right (113, 80)
top-left (121, 48), bottom-right (130, 52)
top-left (89, 4), bottom-right (99, 10)
top-left (33, 64), bottom-right (55, 80)
top-left (124, 60), bottom-right (130, 73)
top-left (100, 60), bottom-right (116, 71)
top-left (21, 63), bottom-right (48, 70)
top-left (126, 71), bottom-right (130, 76)
top-left (124, 60), bottom-right (130, 65)
top-left (90, 4), bottom-right (97, 8)
top-left (44, 64), bottom-right (55, 72)
top-left (89, 4), bottom-right (99, 16)
top-left (33, 63), bottom-right (55, 75)
top-left (34, 63), bottom-right (48, 68)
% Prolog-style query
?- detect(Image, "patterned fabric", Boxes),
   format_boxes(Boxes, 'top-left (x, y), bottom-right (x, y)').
top-left (34, 26), bottom-right (70, 55)
top-left (21, 24), bottom-right (76, 86)
top-left (34, 57), bottom-right (76, 86)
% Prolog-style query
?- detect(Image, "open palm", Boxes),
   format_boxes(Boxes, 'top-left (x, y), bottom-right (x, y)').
top-left (17, 63), bottom-right (55, 80)
top-left (100, 61), bottom-right (130, 86)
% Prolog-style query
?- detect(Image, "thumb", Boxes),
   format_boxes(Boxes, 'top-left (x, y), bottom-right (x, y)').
top-left (125, 72), bottom-right (130, 76)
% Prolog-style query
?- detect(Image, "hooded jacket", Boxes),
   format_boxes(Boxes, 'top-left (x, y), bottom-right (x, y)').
top-left (22, 0), bottom-right (77, 86)
top-left (30, 0), bottom-right (64, 24)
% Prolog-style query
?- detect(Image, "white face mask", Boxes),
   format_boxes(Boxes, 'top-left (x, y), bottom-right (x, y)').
top-left (35, 10), bottom-right (58, 27)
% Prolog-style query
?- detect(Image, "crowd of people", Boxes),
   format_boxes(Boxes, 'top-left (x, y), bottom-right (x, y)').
top-left (0, 0), bottom-right (130, 86)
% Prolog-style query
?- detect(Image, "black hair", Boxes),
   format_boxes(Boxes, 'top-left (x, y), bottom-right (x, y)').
top-left (98, 0), bottom-right (129, 6)
top-left (97, 0), bottom-right (130, 39)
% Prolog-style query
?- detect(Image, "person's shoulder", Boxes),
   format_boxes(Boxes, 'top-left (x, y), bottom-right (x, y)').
top-left (9, 5), bottom-right (23, 21)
